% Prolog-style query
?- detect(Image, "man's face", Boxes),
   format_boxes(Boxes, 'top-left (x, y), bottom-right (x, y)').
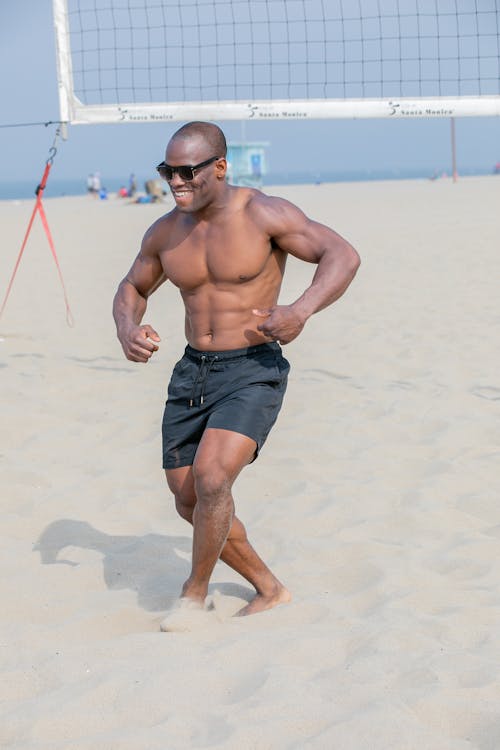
top-left (164, 135), bottom-right (224, 213)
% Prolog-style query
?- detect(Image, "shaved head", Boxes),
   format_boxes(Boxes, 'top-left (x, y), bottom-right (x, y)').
top-left (170, 121), bottom-right (227, 157)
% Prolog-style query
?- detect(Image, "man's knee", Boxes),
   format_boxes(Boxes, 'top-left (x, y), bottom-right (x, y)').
top-left (192, 463), bottom-right (232, 507)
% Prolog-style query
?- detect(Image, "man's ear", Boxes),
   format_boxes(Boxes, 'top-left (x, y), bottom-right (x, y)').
top-left (216, 158), bottom-right (227, 179)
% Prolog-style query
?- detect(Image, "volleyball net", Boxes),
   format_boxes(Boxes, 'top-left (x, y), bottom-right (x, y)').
top-left (53, 0), bottom-right (500, 126)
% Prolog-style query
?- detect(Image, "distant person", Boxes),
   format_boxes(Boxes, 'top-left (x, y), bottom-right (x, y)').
top-left (86, 173), bottom-right (94, 195)
top-left (112, 121), bottom-right (360, 629)
top-left (91, 172), bottom-right (101, 198)
top-left (494, 162), bottom-right (500, 175)
top-left (118, 186), bottom-right (128, 198)
top-left (128, 173), bottom-right (138, 197)
top-left (99, 186), bottom-right (108, 200)
top-left (131, 194), bottom-right (154, 204)
top-left (144, 179), bottom-right (164, 202)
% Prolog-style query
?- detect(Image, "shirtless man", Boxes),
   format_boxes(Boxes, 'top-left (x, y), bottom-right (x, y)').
top-left (113, 121), bottom-right (360, 627)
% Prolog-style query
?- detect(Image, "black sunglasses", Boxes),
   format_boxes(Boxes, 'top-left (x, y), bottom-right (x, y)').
top-left (156, 155), bottom-right (221, 181)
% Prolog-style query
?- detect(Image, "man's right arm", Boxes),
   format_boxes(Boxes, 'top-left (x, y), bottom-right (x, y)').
top-left (113, 227), bottom-right (167, 363)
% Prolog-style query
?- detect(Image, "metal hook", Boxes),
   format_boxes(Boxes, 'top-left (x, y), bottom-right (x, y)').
top-left (46, 126), bottom-right (61, 165)
top-left (46, 146), bottom-right (57, 165)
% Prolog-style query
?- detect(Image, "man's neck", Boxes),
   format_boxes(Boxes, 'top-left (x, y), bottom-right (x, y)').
top-left (192, 183), bottom-right (235, 221)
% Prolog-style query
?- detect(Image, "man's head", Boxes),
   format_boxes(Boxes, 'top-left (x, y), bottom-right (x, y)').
top-left (170, 121), bottom-right (227, 158)
top-left (159, 121), bottom-right (228, 213)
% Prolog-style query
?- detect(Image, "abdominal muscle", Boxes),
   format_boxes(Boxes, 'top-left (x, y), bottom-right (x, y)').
top-left (181, 282), bottom-right (279, 351)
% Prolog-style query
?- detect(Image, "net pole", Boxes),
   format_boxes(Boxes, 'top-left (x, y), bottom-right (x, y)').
top-left (53, 0), bottom-right (74, 137)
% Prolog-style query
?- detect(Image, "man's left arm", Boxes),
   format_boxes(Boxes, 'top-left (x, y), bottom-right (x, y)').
top-left (253, 198), bottom-right (361, 343)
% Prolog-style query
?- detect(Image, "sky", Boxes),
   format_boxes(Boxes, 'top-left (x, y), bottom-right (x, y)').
top-left (0, 1), bottom-right (499, 188)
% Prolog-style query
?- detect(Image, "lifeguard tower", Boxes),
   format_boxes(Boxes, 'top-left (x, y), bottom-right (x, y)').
top-left (226, 142), bottom-right (269, 188)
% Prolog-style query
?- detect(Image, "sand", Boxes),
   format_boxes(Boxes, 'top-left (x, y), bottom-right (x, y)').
top-left (1, 176), bottom-right (499, 749)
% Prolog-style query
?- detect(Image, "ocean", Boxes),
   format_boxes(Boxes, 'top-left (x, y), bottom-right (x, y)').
top-left (0, 166), bottom-right (494, 201)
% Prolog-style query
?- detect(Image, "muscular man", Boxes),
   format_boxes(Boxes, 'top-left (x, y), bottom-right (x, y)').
top-left (113, 121), bottom-right (360, 628)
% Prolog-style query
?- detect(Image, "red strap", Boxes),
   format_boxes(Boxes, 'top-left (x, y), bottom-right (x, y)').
top-left (0, 161), bottom-right (74, 326)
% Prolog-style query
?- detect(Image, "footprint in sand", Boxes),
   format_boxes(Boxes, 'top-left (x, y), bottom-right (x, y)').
top-left (388, 379), bottom-right (416, 391)
top-left (299, 369), bottom-right (357, 385)
top-left (472, 385), bottom-right (500, 401)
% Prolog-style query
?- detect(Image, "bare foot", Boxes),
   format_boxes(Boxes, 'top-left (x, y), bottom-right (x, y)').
top-left (235, 585), bottom-right (292, 617)
top-left (160, 597), bottom-right (216, 632)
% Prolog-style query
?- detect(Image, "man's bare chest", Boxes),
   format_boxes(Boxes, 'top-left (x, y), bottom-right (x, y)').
top-left (159, 220), bottom-right (275, 289)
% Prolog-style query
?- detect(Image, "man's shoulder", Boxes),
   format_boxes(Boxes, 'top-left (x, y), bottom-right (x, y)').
top-left (141, 208), bottom-right (178, 252)
top-left (243, 188), bottom-right (303, 231)
top-left (145, 207), bottom-right (177, 232)
top-left (242, 187), bottom-right (289, 216)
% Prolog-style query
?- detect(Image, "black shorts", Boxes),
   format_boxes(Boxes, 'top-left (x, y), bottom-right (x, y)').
top-left (162, 342), bottom-right (290, 470)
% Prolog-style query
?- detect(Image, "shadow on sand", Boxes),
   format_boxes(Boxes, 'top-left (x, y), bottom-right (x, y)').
top-left (34, 518), bottom-right (253, 611)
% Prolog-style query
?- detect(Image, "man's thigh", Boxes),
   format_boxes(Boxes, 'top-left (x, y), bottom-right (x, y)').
top-left (194, 428), bottom-right (257, 483)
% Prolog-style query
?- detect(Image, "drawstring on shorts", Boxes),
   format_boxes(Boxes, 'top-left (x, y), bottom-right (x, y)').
top-left (188, 354), bottom-right (219, 407)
